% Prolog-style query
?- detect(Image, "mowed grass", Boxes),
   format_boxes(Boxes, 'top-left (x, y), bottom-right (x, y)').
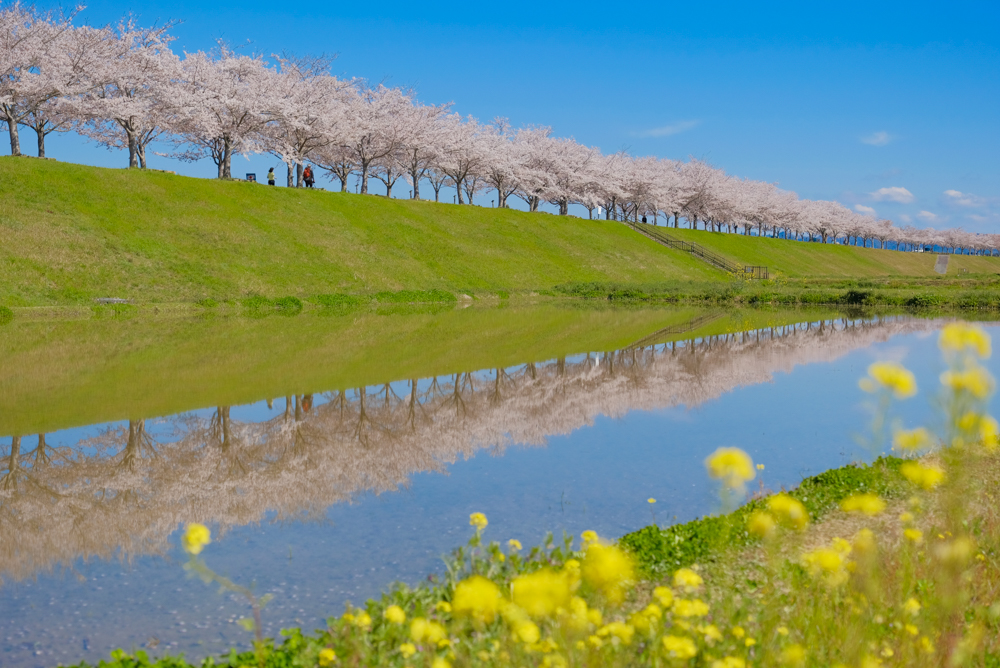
top-left (660, 227), bottom-right (1000, 278)
top-left (0, 158), bottom-right (720, 307)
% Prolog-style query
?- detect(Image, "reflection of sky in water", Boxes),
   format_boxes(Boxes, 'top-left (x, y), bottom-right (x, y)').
top-left (1, 323), bottom-right (997, 667)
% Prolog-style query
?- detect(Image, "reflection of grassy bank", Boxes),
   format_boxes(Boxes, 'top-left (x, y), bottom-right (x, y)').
top-left (554, 276), bottom-right (1000, 311)
top-left (4, 303), bottom-right (814, 436)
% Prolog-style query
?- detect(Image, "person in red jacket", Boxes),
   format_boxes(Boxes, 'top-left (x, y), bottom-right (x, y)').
top-left (303, 165), bottom-right (315, 188)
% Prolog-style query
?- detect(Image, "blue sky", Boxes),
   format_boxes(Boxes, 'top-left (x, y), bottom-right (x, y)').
top-left (24, 0), bottom-right (1000, 230)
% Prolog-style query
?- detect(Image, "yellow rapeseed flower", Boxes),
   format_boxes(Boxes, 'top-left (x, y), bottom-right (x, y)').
top-left (900, 462), bottom-right (945, 490)
top-left (920, 637), bottom-right (935, 653)
top-left (904, 528), bottom-right (924, 544)
top-left (802, 538), bottom-right (852, 587)
top-left (512, 569), bottom-right (572, 618)
top-left (581, 530), bottom-right (599, 546)
top-left (181, 523), bottom-right (211, 555)
top-left (904, 624), bottom-right (919, 636)
top-left (384, 605), bottom-right (406, 625)
top-left (860, 362), bottom-right (917, 398)
top-left (757, 463), bottom-right (765, 470)
top-left (893, 427), bottom-right (932, 452)
top-left (673, 567), bottom-right (704, 591)
top-left (899, 511), bottom-right (915, 523)
top-left (705, 447), bottom-right (756, 488)
top-left (581, 543), bottom-right (635, 604)
top-left (508, 539), bottom-right (522, 551)
top-left (398, 643), bottom-right (417, 658)
top-left (452, 576), bottom-right (501, 623)
top-left (513, 620), bottom-right (540, 644)
top-left (941, 367), bottom-right (994, 399)
top-left (939, 322), bottom-right (991, 358)
top-left (597, 621), bottom-right (635, 645)
top-left (673, 599), bottom-right (710, 618)
top-left (840, 493), bottom-right (886, 516)
top-left (410, 617), bottom-right (447, 644)
top-left (653, 586), bottom-right (674, 608)
top-left (781, 643), bottom-right (806, 667)
top-left (431, 658), bottom-right (451, 668)
top-left (354, 612), bottom-right (372, 628)
top-left (700, 624), bottom-right (723, 642)
top-left (748, 511), bottom-right (776, 538)
top-left (661, 635), bottom-right (698, 659)
top-left (318, 648), bottom-right (336, 666)
top-left (469, 512), bottom-right (488, 531)
top-left (712, 658), bottom-right (746, 668)
top-left (768, 494), bottom-right (810, 530)
top-left (745, 638), bottom-right (757, 647)
top-left (435, 601), bottom-right (452, 614)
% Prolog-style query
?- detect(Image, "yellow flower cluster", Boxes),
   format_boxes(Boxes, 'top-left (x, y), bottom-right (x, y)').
top-left (893, 427), bottom-right (932, 452)
top-left (940, 322), bottom-right (991, 358)
top-left (941, 368), bottom-right (994, 399)
top-left (767, 494), bottom-right (810, 530)
top-left (801, 537), bottom-right (853, 587)
top-left (182, 523), bottom-right (211, 555)
top-left (452, 575), bottom-right (501, 623)
top-left (581, 541), bottom-right (635, 604)
top-left (469, 512), bottom-right (488, 531)
top-left (705, 447), bottom-right (756, 489)
top-left (900, 462), bottom-right (945, 490)
top-left (859, 362), bottom-right (917, 398)
top-left (840, 493), bottom-right (886, 516)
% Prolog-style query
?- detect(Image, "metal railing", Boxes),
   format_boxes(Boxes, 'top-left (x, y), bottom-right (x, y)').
top-left (623, 221), bottom-right (769, 280)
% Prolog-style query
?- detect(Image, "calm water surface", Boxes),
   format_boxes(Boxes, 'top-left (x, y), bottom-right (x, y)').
top-left (0, 305), bottom-right (997, 667)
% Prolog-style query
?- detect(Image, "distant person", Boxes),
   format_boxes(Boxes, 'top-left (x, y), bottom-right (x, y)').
top-left (641, 215), bottom-right (647, 223)
top-left (303, 166), bottom-right (315, 188)
top-left (267, 168), bottom-right (276, 186)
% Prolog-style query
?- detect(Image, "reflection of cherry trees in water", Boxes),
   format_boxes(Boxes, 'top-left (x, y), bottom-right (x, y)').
top-left (0, 315), bottom-right (945, 583)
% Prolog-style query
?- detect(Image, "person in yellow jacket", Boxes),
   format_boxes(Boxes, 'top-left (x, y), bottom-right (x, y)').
top-left (267, 168), bottom-right (276, 186)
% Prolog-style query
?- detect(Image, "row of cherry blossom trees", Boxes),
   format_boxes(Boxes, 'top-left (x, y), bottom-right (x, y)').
top-left (1, 4), bottom-right (995, 255)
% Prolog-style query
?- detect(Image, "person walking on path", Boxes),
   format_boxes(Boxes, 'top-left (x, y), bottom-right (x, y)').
top-left (303, 165), bottom-right (315, 188)
top-left (267, 168), bottom-right (276, 186)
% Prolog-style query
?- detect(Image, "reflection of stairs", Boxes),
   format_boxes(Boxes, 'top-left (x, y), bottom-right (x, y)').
top-left (626, 311), bottom-right (726, 349)
top-left (624, 221), bottom-right (769, 279)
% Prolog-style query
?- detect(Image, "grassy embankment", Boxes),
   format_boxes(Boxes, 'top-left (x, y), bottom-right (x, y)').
top-left (3, 157), bottom-right (1000, 315)
top-left (0, 157), bottom-right (718, 309)
top-left (0, 304), bottom-right (839, 436)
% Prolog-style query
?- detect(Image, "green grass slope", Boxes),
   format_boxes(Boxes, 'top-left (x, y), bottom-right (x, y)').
top-left (654, 226), bottom-right (1000, 278)
top-left (0, 158), bottom-right (720, 307)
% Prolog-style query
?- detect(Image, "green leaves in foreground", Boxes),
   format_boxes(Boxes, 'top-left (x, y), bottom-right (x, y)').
top-left (620, 457), bottom-right (907, 575)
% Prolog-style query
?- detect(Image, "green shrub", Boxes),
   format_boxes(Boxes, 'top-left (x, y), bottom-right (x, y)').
top-left (840, 289), bottom-right (872, 305)
top-left (273, 296), bottom-right (303, 313)
top-left (374, 290), bottom-right (457, 304)
top-left (311, 293), bottom-right (369, 307)
top-left (905, 294), bottom-right (943, 308)
top-left (240, 294), bottom-right (272, 310)
top-left (0, 305), bottom-right (12, 324)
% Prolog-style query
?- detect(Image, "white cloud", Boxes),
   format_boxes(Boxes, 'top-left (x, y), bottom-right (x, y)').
top-left (943, 189), bottom-right (985, 207)
top-left (870, 186), bottom-right (915, 204)
top-left (854, 204), bottom-right (877, 216)
top-left (899, 214), bottom-right (912, 223)
top-left (862, 131), bottom-right (892, 146)
top-left (916, 210), bottom-right (939, 223)
top-left (637, 120), bottom-right (701, 137)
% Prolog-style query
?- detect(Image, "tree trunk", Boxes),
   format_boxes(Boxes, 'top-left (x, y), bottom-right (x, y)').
top-left (385, 181), bottom-right (393, 198)
top-left (127, 132), bottom-right (138, 169)
top-left (36, 128), bottom-right (45, 158)
top-left (138, 143), bottom-right (147, 169)
top-left (359, 161), bottom-right (369, 194)
top-left (296, 162), bottom-right (304, 188)
top-left (455, 181), bottom-right (464, 204)
top-left (222, 138), bottom-right (232, 179)
top-left (286, 162), bottom-right (294, 187)
top-left (410, 168), bottom-right (421, 199)
top-left (5, 118), bottom-right (21, 156)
